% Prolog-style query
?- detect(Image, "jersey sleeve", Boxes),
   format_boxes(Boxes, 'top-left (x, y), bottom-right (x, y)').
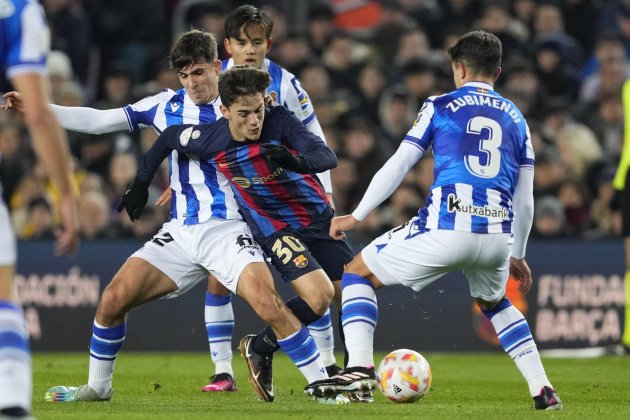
top-left (280, 69), bottom-right (318, 127)
top-left (123, 89), bottom-right (175, 132)
top-left (4, 1), bottom-right (49, 78)
top-left (519, 122), bottom-right (535, 168)
top-left (402, 99), bottom-right (436, 151)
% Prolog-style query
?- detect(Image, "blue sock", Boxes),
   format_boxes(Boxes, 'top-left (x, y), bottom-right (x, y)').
top-left (278, 326), bottom-right (327, 384)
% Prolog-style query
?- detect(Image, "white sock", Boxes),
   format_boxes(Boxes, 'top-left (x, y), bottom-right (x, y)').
top-left (341, 274), bottom-right (377, 368)
top-left (88, 320), bottom-right (125, 397)
top-left (307, 308), bottom-right (336, 367)
top-left (205, 293), bottom-right (234, 375)
top-left (0, 302), bottom-right (31, 411)
top-left (485, 299), bottom-right (552, 397)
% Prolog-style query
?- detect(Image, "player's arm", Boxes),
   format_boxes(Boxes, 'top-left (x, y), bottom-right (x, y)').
top-left (281, 72), bottom-right (333, 194)
top-left (261, 110), bottom-right (336, 174)
top-left (118, 125), bottom-right (192, 220)
top-left (510, 166), bottom-right (535, 294)
top-left (10, 74), bottom-right (79, 254)
top-left (330, 142), bottom-right (424, 239)
top-left (2, 91), bottom-right (129, 134)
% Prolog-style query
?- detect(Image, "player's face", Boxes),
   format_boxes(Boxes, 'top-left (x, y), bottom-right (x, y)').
top-left (221, 93), bottom-right (266, 141)
top-left (224, 23), bottom-right (272, 69)
top-left (177, 60), bottom-right (221, 105)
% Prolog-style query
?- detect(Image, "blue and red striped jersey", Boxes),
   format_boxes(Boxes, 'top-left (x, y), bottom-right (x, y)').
top-left (141, 106), bottom-right (336, 238)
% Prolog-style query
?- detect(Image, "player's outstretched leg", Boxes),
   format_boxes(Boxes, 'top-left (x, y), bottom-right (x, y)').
top-left (304, 272), bottom-right (377, 400)
top-left (202, 287), bottom-right (236, 392)
top-left (45, 320), bottom-right (124, 402)
top-left (480, 297), bottom-right (562, 410)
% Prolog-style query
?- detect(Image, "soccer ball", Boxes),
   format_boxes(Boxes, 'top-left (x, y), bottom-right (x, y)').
top-left (376, 349), bottom-right (432, 403)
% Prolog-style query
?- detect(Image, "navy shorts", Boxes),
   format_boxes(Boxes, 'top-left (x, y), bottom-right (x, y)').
top-left (259, 211), bottom-right (355, 283)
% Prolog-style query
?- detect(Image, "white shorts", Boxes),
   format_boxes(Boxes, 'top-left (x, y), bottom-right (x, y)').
top-left (362, 217), bottom-right (513, 301)
top-left (0, 203), bottom-right (16, 266)
top-left (131, 218), bottom-right (265, 297)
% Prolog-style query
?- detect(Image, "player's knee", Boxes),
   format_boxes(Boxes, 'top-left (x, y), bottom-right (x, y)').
top-left (97, 283), bottom-right (128, 321)
top-left (207, 275), bottom-right (229, 295)
top-left (301, 284), bottom-right (334, 315)
top-left (475, 296), bottom-right (503, 311)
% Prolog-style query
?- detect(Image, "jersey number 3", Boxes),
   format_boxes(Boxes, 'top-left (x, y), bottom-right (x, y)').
top-left (464, 116), bottom-right (502, 178)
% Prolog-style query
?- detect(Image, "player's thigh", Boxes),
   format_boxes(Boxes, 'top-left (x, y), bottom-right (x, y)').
top-left (130, 223), bottom-right (209, 299)
top-left (462, 233), bottom-right (511, 302)
top-left (105, 256), bottom-right (179, 307)
top-left (259, 229), bottom-right (323, 283)
top-left (302, 218), bottom-right (355, 282)
top-left (193, 219), bottom-right (266, 294)
top-left (362, 220), bottom-right (456, 291)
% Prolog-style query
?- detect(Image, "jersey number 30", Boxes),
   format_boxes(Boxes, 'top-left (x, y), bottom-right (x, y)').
top-left (464, 116), bottom-right (502, 178)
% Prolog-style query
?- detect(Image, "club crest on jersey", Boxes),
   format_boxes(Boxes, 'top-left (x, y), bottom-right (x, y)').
top-left (179, 127), bottom-right (193, 146)
top-left (293, 254), bottom-right (308, 268)
top-left (447, 194), bottom-right (509, 219)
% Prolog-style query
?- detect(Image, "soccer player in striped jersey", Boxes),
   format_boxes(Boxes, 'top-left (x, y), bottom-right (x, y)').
top-left (124, 65), bottom-right (355, 403)
top-left (43, 38), bottom-right (341, 405)
top-left (197, 4), bottom-right (341, 393)
top-left (305, 31), bottom-right (563, 411)
top-left (1, 0), bottom-right (79, 417)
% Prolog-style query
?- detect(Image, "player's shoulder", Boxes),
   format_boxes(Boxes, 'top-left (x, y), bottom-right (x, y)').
top-left (131, 88), bottom-right (181, 109)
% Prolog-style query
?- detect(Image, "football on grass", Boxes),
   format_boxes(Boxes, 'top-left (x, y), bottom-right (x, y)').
top-left (376, 349), bottom-right (432, 403)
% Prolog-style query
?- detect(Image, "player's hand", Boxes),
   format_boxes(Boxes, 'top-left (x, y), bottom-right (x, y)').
top-left (155, 188), bottom-right (171, 206)
top-left (330, 215), bottom-right (359, 240)
top-left (55, 192), bottom-right (80, 256)
top-left (509, 257), bottom-right (532, 294)
top-left (261, 143), bottom-right (306, 173)
top-left (117, 179), bottom-right (150, 221)
top-left (0, 91), bottom-right (24, 112)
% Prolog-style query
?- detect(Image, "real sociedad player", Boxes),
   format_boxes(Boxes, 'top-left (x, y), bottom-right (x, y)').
top-left (1, 0), bottom-right (80, 417)
top-left (122, 66), bottom-right (355, 403)
top-left (305, 31), bottom-right (563, 411)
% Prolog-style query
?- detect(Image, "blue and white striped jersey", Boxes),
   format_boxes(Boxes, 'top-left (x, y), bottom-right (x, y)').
top-left (0, 0), bottom-right (49, 79)
top-left (122, 89), bottom-right (241, 224)
top-left (404, 82), bottom-right (534, 234)
top-left (222, 57), bottom-right (318, 127)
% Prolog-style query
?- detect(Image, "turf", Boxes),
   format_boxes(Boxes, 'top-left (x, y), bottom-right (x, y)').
top-left (33, 352), bottom-right (630, 419)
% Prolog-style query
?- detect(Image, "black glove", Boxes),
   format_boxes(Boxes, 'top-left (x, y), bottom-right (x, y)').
top-left (116, 178), bottom-right (150, 221)
top-left (261, 143), bottom-right (307, 173)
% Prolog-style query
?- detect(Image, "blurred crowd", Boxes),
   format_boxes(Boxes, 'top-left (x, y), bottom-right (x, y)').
top-left (0, 0), bottom-right (628, 244)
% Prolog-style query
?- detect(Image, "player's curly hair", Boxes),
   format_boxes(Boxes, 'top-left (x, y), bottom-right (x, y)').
top-left (224, 4), bottom-right (273, 40)
top-left (448, 30), bottom-right (502, 77)
top-left (169, 30), bottom-right (217, 71)
top-left (219, 65), bottom-right (271, 108)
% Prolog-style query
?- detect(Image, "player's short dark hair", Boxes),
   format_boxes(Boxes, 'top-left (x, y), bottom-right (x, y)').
top-left (219, 65), bottom-right (271, 108)
top-left (224, 4), bottom-right (273, 40)
top-left (447, 30), bottom-right (502, 77)
top-left (169, 30), bottom-right (217, 71)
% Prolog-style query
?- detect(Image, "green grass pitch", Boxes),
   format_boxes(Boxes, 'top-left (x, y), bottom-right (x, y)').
top-left (33, 352), bottom-right (630, 419)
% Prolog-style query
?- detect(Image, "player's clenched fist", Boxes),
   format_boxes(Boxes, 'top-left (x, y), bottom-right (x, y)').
top-left (329, 215), bottom-right (360, 240)
top-left (1, 91), bottom-right (24, 112)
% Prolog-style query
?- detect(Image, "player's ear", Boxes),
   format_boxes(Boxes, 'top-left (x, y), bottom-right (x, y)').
top-left (224, 38), bottom-right (232, 55)
top-left (213, 60), bottom-right (221, 75)
top-left (493, 66), bottom-right (502, 83)
top-left (220, 104), bottom-right (230, 119)
top-left (266, 37), bottom-right (272, 53)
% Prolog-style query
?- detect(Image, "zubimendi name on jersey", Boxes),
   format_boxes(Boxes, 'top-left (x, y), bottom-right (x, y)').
top-left (445, 93), bottom-right (522, 124)
top-left (447, 194), bottom-right (509, 220)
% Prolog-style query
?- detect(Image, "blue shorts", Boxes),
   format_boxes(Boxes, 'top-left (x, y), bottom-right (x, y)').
top-left (259, 213), bottom-right (355, 283)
